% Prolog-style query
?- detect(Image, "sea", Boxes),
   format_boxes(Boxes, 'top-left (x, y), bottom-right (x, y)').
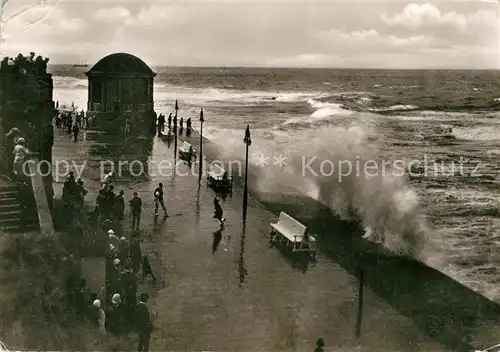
top-left (50, 65), bottom-right (500, 303)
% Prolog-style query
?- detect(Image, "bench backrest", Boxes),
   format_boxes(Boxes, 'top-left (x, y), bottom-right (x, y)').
top-left (278, 212), bottom-right (306, 236)
top-left (181, 141), bottom-right (191, 150)
top-left (210, 163), bottom-right (225, 177)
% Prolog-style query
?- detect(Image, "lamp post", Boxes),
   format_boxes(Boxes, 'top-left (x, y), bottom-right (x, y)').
top-left (238, 214), bottom-right (248, 286)
top-left (243, 125), bottom-right (251, 219)
top-left (198, 108), bottom-right (204, 183)
top-left (174, 100), bottom-right (178, 159)
top-left (356, 259), bottom-right (365, 338)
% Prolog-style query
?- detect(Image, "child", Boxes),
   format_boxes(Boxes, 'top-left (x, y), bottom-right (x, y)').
top-left (213, 197), bottom-right (225, 227)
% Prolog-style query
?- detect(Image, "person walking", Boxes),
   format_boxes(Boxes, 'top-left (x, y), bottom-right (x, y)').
top-left (153, 183), bottom-right (167, 216)
top-left (213, 197), bottom-right (225, 227)
top-left (314, 338), bottom-right (324, 352)
top-left (157, 114), bottom-right (165, 135)
top-left (141, 255), bottom-right (157, 283)
top-left (130, 192), bottom-right (142, 231)
top-left (115, 190), bottom-right (125, 222)
top-left (136, 293), bottom-right (153, 352)
top-left (125, 118), bottom-right (131, 133)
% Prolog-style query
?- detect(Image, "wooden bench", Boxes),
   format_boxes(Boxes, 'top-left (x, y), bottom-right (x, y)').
top-left (269, 211), bottom-right (317, 258)
top-left (207, 163), bottom-right (233, 192)
top-left (159, 130), bottom-right (174, 141)
top-left (178, 141), bottom-right (196, 162)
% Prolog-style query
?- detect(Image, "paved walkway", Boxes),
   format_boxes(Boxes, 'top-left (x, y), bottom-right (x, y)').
top-left (52, 127), bottom-right (448, 351)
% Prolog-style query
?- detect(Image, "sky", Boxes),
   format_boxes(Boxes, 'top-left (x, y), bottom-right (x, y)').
top-left (0, 0), bottom-right (497, 69)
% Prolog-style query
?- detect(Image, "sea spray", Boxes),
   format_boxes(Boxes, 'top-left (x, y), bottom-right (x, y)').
top-left (205, 124), bottom-right (430, 257)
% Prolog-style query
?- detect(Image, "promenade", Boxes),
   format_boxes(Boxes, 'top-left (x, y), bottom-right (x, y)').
top-left (51, 127), bottom-right (448, 351)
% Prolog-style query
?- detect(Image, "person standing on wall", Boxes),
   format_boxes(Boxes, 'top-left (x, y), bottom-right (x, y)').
top-left (136, 293), bottom-right (153, 352)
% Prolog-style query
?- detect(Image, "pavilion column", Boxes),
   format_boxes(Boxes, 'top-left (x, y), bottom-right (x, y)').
top-left (149, 79), bottom-right (154, 110)
top-left (101, 78), bottom-right (105, 111)
top-left (88, 81), bottom-right (93, 111)
top-left (118, 78), bottom-right (122, 108)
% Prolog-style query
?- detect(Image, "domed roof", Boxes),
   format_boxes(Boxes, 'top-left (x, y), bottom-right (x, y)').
top-left (87, 53), bottom-right (155, 76)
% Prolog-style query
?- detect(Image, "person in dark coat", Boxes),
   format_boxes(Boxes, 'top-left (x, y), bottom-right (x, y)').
top-left (118, 237), bottom-right (130, 263)
top-left (121, 266), bottom-right (138, 324)
top-left (167, 113), bottom-right (172, 130)
top-left (136, 293), bottom-right (153, 352)
top-left (107, 293), bottom-right (126, 335)
top-left (153, 183), bottom-right (167, 216)
top-left (186, 118), bottom-right (192, 136)
top-left (115, 190), bottom-right (125, 221)
top-left (213, 197), bottom-right (225, 227)
top-left (314, 338), bottom-right (324, 352)
top-left (141, 255), bottom-right (157, 283)
top-left (130, 239), bottom-right (143, 274)
top-left (130, 192), bottom-right (142, 231)
top-left (72, 122), bottom-right (80, 141)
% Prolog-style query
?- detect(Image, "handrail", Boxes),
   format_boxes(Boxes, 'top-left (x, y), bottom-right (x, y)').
top-left (26, 155), bottom-right (55, 237)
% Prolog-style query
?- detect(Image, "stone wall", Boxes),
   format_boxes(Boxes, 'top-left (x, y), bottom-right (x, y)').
top-left (0, 54), bottom-right (55, 205)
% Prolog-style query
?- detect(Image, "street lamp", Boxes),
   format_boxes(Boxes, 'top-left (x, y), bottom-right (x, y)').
top-left (198, 108), bottom-right (204, 183)
top-left (243, 125), bottom-right (251, 218)
top-left (238, 215), bottom-right (248, 286)
top-left (174, 100), bottom-right (178, 158)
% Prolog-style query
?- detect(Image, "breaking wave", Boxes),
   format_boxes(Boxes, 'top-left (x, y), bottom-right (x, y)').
top-left (205, 124), bottom-right (430, 258)
top-left (53, 76), bottom-right (88, 90)
top-left (369, 105), bottom-right (419, 113)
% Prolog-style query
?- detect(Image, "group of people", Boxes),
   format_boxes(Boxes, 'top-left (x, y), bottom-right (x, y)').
top-left (72, 170), bottom-right (157, 350)
top-left (90, 291), bottom-right (153, 351)
top-left (0, 52), bottom-right (49, 76)
top-left (62, 172), bottom-right (88, 212)
top-left (55, 105), bottom-right (89, 141)
top-left (94, 183), bottom-right (126, 227)
top-left (93, 178), bottom-right (169, 231)
top-left (157, 113), bottom-right (192, 136)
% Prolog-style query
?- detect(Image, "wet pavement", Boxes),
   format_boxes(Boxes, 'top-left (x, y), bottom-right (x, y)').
top-left (51, 127), bottom-right (449, 351)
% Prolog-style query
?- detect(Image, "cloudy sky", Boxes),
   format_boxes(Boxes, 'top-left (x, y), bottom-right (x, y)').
top-left (0, 0), bottom-right (497, 69)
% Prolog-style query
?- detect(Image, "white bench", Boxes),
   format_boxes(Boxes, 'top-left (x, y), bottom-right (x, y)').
top-left (159, 130), bottom-right (173, 140)
top-left (178, 141), bottom-right (196, 161)
top-left (207, 163), bottom-right (232, 191)
top-left (270, 212), bottom-right (317, 258)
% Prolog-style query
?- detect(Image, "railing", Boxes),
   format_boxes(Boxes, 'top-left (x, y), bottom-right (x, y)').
top-left (90, 103), bottom-right (151, 113)
top-left (26, 154), bottom-right (55, 237)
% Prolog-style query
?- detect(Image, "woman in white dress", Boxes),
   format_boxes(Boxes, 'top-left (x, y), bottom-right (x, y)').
top-left (12, 137), bottom-right (29, 176)
top-left (92, 299), bottom-right (106, 333)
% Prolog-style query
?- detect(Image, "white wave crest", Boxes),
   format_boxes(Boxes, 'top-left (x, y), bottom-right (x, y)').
top-left (53, 76), bottom-right (88, 89)
top-left (368, 104), bottom-right (418, 112)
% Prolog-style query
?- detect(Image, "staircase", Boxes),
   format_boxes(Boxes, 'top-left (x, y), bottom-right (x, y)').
top-left (0, 182), bottom-right (39, 232)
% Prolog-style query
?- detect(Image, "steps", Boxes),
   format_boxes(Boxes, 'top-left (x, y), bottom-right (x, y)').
top-left (0, 183), bottom-right (39, 232)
